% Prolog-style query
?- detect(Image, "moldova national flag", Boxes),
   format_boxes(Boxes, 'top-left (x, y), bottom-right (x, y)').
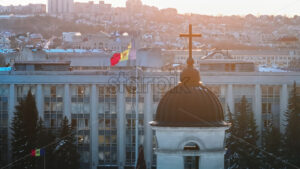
top-left (110, 53), bottom-right (121, 66)
top-left (120, 49), bottom-right (130, 62)
top-left (31, 148), bottom-right (45, 157)
top-left (110, 43), bottom-right (131, 66)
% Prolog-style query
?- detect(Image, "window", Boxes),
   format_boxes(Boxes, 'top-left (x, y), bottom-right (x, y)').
top-left (261, 86), bottom-right (280, 131)
top-left (99, 119), bottom-right (105, 129)
top-left (72, 119), bottom-right (77, 128)
top-left (78, 119), bottom-right (86, 129)
top-left (51, 86), bottom-right (56, 97)
top-left (184, 143), bottom-right (200, 169)
top-left (99, 136), bottom-right (105, 144)
top-left (44, 85), bottom-right (63, 129)
top-left (51, 119), bottom-right (56, 128)
top-left (231, 64), bottom-right (235, 71)
top-left (184, 142), bottom-right (199, 151)
top-left (105, 119), bottom-right (110, 129)
top-left (262, 103), bottom-right (272, 114)
top-left (85, 119), bottom-right (89, 128)
top-left (264, 119), bottom-right (272, 128)
top-left (78, 86), bottom-right (84, 96)
top-left (98, 85), bottom-right (118, 165)
top-left (105, 136), bottom-right (110, 144)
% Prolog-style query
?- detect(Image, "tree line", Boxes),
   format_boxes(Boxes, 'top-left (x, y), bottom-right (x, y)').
top-left (2, 82), bottom-right (300, 169)
top-left (5, 90), bottom-right (80, 169)
top-left (226, 82), bottom-right (300, 169)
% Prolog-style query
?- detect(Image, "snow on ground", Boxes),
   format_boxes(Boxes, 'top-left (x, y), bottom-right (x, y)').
top-left (0, 49), bottom-right (15, 53)
top-left (44, 49), bottom-right (104, 53)
top-left (258, 66), bottom-right (288, 72)
top-left (0, 15), bottom-right (33, 19)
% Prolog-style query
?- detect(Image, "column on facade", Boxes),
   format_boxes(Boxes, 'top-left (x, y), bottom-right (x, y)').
top-left (47, 0), bottom-right (51, 13)
top-left (36, 84), bottom-right (44, 119)
top-left (144, 84), bottom-right (153, 169)
top-left (280, 84), bottom-right (288, 133)
top-left (63, 84), bottom-right (71, 120)
top-left (8, 84), bottom-right (15, 162)
top-left (254, 84), bottom-right (262, 137)
top-left (58, 0), bottom-right (63, 13)
top-left (90, 84), bottom-right (99, 169)
top-left (226, 84), bottom-right (234, 113)
top-left (117, 84), bottom-right (126, 169)
top-left (69, 0), bottom-right (74, 13)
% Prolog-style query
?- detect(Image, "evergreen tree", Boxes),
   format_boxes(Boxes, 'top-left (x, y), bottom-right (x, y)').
top-left (136, 145), bottom-right (146, 169)
top-left (11, 90), bottom-right (39, 169)
top-left (262, 126), bottom-right (284, 168)
top-left (0, 135), bottom-right (3, 167)
top-left (55, 116), bottom-right (80, 169)
top-left (226, 96), bottom-right (261, 169)
top-left (36, 118), bottom-right (57, 169)
top-left (284, 82), bottom-right (300, 166)
top-left (0, 54), bottom-right (5, 66)
top-left (225, 105), bottom-right (237, 168)
top-left (8, 36), bottom-right (18, 49)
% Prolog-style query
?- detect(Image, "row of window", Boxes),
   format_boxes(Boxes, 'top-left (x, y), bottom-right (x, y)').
top-left (0, 84), bottom-right (296, 167)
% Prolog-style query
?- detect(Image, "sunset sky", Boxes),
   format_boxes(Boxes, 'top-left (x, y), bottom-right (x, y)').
top-left (1, 0), bottom-right (300, 16)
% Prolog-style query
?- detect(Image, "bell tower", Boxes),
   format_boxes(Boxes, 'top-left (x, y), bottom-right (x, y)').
top-left (150, 24), bottom-right (230, 169)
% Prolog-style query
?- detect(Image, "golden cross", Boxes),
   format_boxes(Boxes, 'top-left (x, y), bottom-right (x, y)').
top-left (180, 24), bottom-right (202, 67)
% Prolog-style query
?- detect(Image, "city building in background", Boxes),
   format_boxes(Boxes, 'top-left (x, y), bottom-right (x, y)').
top-left (73, 1), bottom-right (112, 15)
top-left (47, 0), bottom-right (73, 14)
top-left (126, 0), bottom-right (143, 13)
top-left (0, 4), bottom-right (46, 14)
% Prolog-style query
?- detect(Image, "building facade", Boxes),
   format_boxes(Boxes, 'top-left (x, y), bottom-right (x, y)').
top-left (0, 69), bottom-right (299, 169)
top-left (169, 49), bottom-right (300, 67)
top-left (47, 0), bottom-right (73, 14)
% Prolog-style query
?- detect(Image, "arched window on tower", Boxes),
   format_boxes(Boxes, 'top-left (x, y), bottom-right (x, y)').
top-left (184, 142), bottom-right (200, 169)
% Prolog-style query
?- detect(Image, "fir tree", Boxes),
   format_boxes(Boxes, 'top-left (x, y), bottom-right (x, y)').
top-left (284, 81), bottom-right (300, 166)
top-left (11, 90), bottom-right (39, 169)
top-left (36, 118), bottom-right (56, 169)
top-left (55, 116), bottom-right (80, 169)
top-left (9, 36), bottom-right (18, 49)
top-left (262, 126), bottom-right (283, 168)
top-left (136, 145), bottom-right (146, 169)
top-left (226, 96), bottom-right (261, 169)
top-left (0, 134), bottom-right (3, 167)
top-left (225, 105), bottom-right (235, 168)
top-left (0, 54), bottom-right (5, 66)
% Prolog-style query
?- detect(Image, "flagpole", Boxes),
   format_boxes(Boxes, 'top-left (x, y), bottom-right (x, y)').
top-left (135, 37), bottom-right (139, 167)
top-left (44, 151), bottom-right (46, 169)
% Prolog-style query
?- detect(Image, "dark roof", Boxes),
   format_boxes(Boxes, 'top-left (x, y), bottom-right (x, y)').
top-left (278, 36), bottom-right (298, 42)
top-left (202, 51), bottom-right (233, 60)
top-left (151, 83), bottom-right (227, 127)
top-left (14, 61), bottom-right (71, 65)
top-left (151, 57), bottom-right (227, 127)
top-left (199, 59), bottom-right (253, 64)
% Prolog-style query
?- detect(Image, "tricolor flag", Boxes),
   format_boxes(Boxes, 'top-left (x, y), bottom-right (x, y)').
top-left (110, 53), bottom-right (121, 66)
top-left (110, 43), bottom-right (132, 66)
top-left (31, 148), bottom-right (45, 157)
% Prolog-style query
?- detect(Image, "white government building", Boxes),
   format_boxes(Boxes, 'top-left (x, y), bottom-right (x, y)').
top-left (0, 48), bottom-right (300, 169)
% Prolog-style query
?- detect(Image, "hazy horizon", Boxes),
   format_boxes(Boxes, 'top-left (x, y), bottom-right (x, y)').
top-left (0, 0), bottom-right (300, 16)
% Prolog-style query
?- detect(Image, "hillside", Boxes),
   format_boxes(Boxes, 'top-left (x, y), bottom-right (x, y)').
top-left (0, 16), bottom-right (103, 38)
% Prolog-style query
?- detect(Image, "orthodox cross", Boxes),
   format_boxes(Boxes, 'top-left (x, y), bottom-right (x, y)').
top-left (180, 24), bottom-right (202, 67)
